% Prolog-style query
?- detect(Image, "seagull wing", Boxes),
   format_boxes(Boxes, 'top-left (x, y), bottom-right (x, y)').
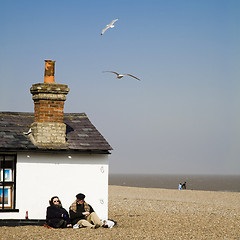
top-left (125, 74), bottom-right (140, 81)
top-left (110, 18), bottom-right (119, 25)
top-left (103, 71), bottom-right (119, 76)
top-left (101, 26), bottom-right (109, 35)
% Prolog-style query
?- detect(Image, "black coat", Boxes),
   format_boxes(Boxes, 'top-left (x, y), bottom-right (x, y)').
top-left (69, 203), bottom-right (94, 225)
top-left (46, 205), bottom-right (71, 228)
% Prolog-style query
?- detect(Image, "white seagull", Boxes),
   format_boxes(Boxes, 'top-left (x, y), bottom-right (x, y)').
top-left (23, 128), bottom-right (32, 135)
top-left (103, 71), bottom-right (140, 81)
top-left (101, 19), bottom-right (119, 35)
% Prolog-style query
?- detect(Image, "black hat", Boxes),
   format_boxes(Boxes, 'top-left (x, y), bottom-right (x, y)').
top-left (76, 193), bottom-right (85, 200)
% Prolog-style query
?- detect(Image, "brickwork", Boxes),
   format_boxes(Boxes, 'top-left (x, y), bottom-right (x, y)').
top-left (30, 83), bottom-right (69, 123)
top-left (33, 100), bottom-right (64, 123)
top-left (29, 60), bottom-right (70, 146)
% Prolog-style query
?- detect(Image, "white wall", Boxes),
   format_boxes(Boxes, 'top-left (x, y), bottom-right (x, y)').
top-left (1, 152), bottom-right (109, 220)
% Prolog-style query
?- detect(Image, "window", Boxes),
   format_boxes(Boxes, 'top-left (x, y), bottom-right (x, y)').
top-left (0, 155), bottom-right (16, 209)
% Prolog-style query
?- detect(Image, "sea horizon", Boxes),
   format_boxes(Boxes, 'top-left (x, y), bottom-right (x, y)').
top-left (109, 174), bottom-right (240, 192)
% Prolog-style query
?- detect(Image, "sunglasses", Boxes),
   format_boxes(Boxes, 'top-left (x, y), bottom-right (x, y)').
top-left (53, 200), bottom-right (60, 203)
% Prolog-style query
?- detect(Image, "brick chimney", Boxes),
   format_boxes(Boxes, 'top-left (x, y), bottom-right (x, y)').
top-left (30, 60), bottom-right (70, 147)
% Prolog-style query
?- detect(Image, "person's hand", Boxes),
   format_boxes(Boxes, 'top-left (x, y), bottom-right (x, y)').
top-left (82, 212), bottom-right (90, 216)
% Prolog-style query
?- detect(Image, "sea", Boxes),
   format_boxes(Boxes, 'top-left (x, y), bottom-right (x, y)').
top-left (109, 174), bottom-right (240, 192)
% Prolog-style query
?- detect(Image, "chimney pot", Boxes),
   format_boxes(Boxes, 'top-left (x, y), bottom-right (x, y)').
top-left (44, 60), bottom-right (55, 83)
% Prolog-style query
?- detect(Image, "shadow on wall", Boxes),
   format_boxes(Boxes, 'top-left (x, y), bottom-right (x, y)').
top-left (17, 153), bottom-right (109, 165)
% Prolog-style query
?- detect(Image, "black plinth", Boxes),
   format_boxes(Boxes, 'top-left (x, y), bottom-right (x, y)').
top-left (0, 219), bottom-right (45, 226)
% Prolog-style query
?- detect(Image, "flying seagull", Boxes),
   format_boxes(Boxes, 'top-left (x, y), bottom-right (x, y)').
top-left (101, 19), bottom-right (119, 35)
top-left (103, 71), bottom-right (140, 81)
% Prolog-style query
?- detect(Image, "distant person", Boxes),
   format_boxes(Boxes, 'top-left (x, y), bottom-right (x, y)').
top-left (182, 182), bottom-right (186, 189)
top-left (178, 183), bottom-right (182, 190)
top-left (46, 196), bottom-right (72, 228)
top-left (69, 193), bottom-right (106, 229)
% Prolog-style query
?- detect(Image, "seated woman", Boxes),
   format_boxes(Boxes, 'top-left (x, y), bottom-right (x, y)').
top-left (46, 196), bottom-right (72, 228)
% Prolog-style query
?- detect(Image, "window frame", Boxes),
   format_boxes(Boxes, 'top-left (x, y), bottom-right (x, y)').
top-left (0, 154), bottom-right (17, 211)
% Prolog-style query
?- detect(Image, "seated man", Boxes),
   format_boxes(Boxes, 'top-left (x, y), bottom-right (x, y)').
top-left (69, 193), bottom-right (104, 229)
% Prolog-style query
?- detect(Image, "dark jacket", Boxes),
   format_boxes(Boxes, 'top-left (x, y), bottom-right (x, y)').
top-left (46, 205), bottom-right (71, 228)
top-left (69, 203), bottom-right (94, 225)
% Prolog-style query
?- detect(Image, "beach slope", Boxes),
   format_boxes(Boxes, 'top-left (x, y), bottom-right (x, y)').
top-left (1, 185), bottom-right (240, 239)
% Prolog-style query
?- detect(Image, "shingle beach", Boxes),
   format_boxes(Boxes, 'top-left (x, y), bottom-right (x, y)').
top-left (1, 185), bottom-right (240, 240)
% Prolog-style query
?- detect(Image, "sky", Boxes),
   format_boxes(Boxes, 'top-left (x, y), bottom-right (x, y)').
top-left (0, 0), bottom-right (239, 175)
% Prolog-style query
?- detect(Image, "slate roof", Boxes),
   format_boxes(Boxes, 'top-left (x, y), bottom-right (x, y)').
top-left (0, 112), bottom-right (112, 153)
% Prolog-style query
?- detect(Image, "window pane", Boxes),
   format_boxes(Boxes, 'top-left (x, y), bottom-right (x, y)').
top-left (4, 160), bottom-right (14, 169)
top-left (4, 169), bottom-right (13, 181)
top-left (5, 156), bottom-right (15, 161)
top-left (0, 187), bottom-right (12, 208)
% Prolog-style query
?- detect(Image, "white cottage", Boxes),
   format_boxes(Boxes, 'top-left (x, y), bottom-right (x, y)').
top-left (0, 60), bottom-right (112, 226)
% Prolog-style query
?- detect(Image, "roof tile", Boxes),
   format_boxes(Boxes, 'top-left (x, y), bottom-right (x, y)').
top-left (0, 112), bottom-right (112, 152)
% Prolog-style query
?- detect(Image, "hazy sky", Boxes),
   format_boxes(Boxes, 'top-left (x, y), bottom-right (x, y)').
top-left (1, 0), bottom-right (239, 175)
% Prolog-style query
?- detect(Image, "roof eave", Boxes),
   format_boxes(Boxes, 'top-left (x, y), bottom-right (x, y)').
top-left (0, 148), bottom-right (112, 155)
